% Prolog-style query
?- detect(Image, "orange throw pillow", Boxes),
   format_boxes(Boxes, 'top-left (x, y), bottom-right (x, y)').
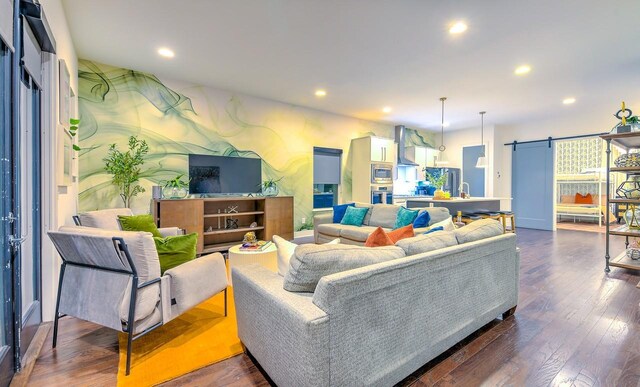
top-left (560, 195), bottom-right (574, 204)
top-left (364, 227), bottom-right (394, 247)
top-left (575, 193), bottom-right (593, 204)
top-left (387, 224), bottom-right (415, 243)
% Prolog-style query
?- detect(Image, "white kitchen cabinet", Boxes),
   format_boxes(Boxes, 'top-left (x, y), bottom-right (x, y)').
top-left (351, 136), bottom-right (397, 203)
top-left (425, 148), bottom-right (437, 167)
top-left (406, 146), bottom-right (437, 169)
top-left (370, 137), bottom-right (396, 163)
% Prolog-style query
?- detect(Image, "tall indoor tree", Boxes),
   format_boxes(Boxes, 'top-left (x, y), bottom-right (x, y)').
top-left (104, 136), bottom-right (149, 208)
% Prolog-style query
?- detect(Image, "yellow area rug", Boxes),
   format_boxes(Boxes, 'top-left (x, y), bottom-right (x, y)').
top-left (116, 288), bottom-right (242, 386)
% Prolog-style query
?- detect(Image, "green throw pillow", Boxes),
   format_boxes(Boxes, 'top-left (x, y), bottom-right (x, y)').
top-left (154, 233), bottom-right (198, 274)
top-left (118, 214), bottom-right (163, 238)
top-left (394, 207), bottom-right (419, 229)
top-left (340, 206), bottom-right (369, 226)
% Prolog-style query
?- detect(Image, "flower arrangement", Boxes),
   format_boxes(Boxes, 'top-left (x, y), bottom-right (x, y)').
top-left (423, 168), bottom-right (448, 189)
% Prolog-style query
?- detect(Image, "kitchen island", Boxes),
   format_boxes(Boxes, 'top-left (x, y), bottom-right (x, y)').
top-left (406, 197), bottom-right (512, 214)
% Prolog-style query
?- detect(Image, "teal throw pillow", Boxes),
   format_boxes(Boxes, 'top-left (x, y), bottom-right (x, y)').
top-left (340, 206), bottom-right (369, 226)
top-left (118, 214), bottom-right (163, 238)
top-left (333, 203), bottom-right (355, 223)
top-left (394, 207), bottom-right (419, 229)
top-left (154, 233), bottom-right (198, 274)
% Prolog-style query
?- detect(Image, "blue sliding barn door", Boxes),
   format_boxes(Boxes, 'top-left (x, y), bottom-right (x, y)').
top-left (512, 141), bottom-right (555, 230)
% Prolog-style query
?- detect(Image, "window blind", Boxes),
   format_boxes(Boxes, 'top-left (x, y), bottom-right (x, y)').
top-left (0, 0), bottom-right (12, 50)
top-left (313, 147), bottom-right (342, 185)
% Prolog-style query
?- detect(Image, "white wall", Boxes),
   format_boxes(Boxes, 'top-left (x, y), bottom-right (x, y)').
top-left (40, 0), bottom-right (78, 321)
top-left (435, 124), bottom-right (497, 197)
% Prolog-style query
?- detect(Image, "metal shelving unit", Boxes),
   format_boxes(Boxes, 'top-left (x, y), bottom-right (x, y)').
top-left (601, 132), bottom-right (640, 287)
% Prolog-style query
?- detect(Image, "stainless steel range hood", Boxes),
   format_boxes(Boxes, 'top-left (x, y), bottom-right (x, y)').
top-left (395, 125), bottom-right (419, 166)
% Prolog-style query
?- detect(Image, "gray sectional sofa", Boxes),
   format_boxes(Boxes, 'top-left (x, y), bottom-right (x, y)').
top-left (233, 219), bottom-right (520, 387)
top-left (313, 203), bottom-right (451, 245)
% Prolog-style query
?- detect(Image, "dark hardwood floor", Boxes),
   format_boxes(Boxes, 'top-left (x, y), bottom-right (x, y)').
top-left (27, 229), bottom-right (640, 386)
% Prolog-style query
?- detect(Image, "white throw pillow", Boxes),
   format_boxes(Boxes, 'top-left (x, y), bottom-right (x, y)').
top-left (273, 235), bottom-right (339, 277)
top-left (428, 217), bottom-right (456, 231)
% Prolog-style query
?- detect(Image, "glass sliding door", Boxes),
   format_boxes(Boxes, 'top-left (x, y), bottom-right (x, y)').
top-left (0, 39), bottom-right (15, 385)
top-left (15, 70), bottom-right (42, 356)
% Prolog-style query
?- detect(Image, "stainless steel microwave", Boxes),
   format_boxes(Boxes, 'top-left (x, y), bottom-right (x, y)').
top-left (371, 163), bottom-right (393, 184)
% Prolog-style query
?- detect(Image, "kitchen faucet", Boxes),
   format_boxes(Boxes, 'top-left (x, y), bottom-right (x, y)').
top-left (459, 182), bottom-right (470, 197)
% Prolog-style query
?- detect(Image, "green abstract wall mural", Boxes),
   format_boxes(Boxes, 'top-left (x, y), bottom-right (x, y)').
top-left (78, 60), bottom-right (436, 229)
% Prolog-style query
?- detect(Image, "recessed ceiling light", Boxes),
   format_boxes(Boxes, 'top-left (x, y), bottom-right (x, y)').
top-left (563, 97), bottom-right (576, 105)
top-left (514, 65), bottom-right (531, 75)
top-left (315, 89), bottom-right (327, 97)
top-left (449, 21), bottom-right (468, 34)
top-left (157, 47), bottom-right (175, 58)
top-left (382, 106), bottom-right (392, 113)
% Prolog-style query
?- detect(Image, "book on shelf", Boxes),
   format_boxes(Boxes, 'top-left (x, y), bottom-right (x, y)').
top-left (239, 240), bottom-right (273, 252)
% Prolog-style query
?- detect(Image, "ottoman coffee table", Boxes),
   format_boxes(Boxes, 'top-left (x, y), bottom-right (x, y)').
top-left (227, 243), bottom-right (278, 284)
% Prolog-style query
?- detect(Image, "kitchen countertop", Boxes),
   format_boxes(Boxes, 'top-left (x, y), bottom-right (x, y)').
top-left (406, 197), bottom-right (512, 202)
top-left (405, 197), bottom-right (512, 212)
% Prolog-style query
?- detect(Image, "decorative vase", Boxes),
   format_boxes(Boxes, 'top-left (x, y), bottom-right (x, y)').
top-left (623, 204), bottom-right (640, 229)
top-left (614, 153), bottom-right (640, 168)
top-left (243, 231), bottom-right (258, 246)
top-left (433, 189), bottom-right (446, 200)
top-left (616, 176), bottom-right (640, 199)
top-left (626, 248), bottom-right (640, 260)
top-left (151, 186), bottom-right (163, 199)
top-left (263, 185), bottom-right (279, 197)
top-left (162, 186), bottom-right (188, 199)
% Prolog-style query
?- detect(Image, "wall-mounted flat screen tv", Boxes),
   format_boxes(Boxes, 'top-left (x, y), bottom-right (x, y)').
top-left (189, 154), bottom-right (262, 195)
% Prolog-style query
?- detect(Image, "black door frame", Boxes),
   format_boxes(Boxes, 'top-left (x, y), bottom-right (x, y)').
top-left (15, 68), bottom-right (43, 361)
top-left (4, 0), bottom-right (53, 378)
top-left (0, 35), bottom-right (15, 386)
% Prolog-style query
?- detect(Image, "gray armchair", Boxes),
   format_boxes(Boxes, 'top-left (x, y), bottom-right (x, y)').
top-left (48, 225), bottom-right (228, 375)
top-left (72, 208), bottom-right (183, 236)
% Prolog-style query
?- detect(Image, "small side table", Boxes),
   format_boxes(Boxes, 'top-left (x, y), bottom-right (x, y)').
top-left (227, 244), bottom-right (278, 285)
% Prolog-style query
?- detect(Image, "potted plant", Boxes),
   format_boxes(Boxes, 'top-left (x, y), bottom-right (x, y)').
top-left (260, 177), bottom-right (282, 197)
top-left (424, 169), bottom-right (449, 200)
top-left (615, 115), bottom-right (640, 133)
top-left (628, 116), bottom-right (640, 132)
top-left (104, 136), bottom-right (149, 208)
top-left (162, 174), bottom-right (190, 199)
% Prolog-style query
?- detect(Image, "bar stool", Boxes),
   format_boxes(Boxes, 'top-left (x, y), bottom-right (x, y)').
top-left (474, 211), bottom-right (501, 221)
top-left (459, 212), bottom-right (482, 225)
top-left (498, 211), bottom-right (516, 233)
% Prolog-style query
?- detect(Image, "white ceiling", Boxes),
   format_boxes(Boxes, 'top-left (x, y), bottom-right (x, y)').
top-left (61, 0), bottom-right (640, 131)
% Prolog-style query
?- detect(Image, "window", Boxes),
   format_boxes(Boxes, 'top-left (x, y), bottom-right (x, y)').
top-left (313, 147), bottom-right (342, 209)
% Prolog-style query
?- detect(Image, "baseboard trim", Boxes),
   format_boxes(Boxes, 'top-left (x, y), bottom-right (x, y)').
top-left (10, 322), bottom-right (52, 387)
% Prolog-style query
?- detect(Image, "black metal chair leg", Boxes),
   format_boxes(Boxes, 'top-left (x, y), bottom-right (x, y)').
top-left (224, 288), bottom-right (228, 317)
top-left (126, 331), bottom-right (133, 376)
top-left (125, 275), bottom-right (138, 376)
top-left (53, 262), bottom-right (67, 348)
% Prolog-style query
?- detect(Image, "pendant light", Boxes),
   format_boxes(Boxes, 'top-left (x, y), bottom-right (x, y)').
top-left (476, 111), bottom-right (488, 168)
top-left (435, 97), bottom-right (449, 166)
